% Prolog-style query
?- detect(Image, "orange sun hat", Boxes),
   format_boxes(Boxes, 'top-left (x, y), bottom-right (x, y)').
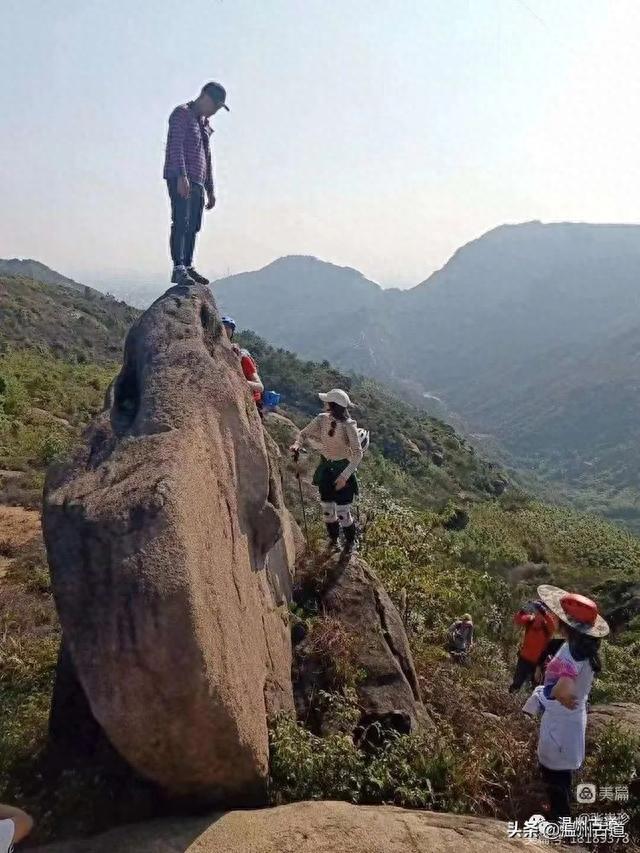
top-left (537, 585), bottom-right (609, 638)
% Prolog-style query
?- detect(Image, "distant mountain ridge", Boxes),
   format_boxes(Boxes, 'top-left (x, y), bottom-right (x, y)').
top-left (0, 269), bottom-right (506, 514)
top-left (6, 223), bottom-right (640, 528)
top-left (215, 222), bottom-right (640, 529)
top-left (0, 258), bottom-right (87, 293)
top-left (0, 268), bottom-right (139, 364)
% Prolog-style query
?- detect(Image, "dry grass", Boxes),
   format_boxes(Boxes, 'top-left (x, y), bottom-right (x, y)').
top-left (0, 534), bottom-right (59, 796)
top-left (305, 615), bottom-right (365, 690)
top-left (417, 657), bottom-right (542, 819)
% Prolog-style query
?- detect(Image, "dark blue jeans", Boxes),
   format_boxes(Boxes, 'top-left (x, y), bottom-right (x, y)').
top-left (167, 179), bottom-right (205, 267)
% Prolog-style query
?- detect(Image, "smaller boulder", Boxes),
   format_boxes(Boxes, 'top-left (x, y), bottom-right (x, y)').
top-left (26, 407), bottom-right (72, 428)
top-left (602, 582), bottom-right (640, 633)
top-left (588, 702), bottom-right (640, 754)
top-left (443, 507), bottom-right (469, 531)
top-left (294, 555), bottom-right (427, 738)
top-left (509, 562), bottom-right (549, 584)
top-left (431, 450), bottom-right (445, 467)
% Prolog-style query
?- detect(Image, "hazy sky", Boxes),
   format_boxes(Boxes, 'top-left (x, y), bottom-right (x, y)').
top-left (2, 0), bottom-right (640, 289)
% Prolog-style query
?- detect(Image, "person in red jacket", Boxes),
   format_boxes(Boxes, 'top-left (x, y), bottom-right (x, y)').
top-left (221, 317), bottom-right (264, 413)
top-left (509, 600), bottom-right (557, 693)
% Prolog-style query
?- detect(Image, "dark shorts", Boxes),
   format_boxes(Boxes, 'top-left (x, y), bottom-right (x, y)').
top-left (167, 178), bottom-right (205, 234)
top-left (313, 458), bottom-right (359, 505)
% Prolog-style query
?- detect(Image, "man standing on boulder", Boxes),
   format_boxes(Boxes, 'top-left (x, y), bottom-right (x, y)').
top-left (163, 82), bottom-right (229, 287)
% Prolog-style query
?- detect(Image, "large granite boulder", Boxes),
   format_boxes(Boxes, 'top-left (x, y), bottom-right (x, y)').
top-left (43, 283), bottom-right (297, 804)
top-left (294, 554), bottom-right (427, 736)
top-left (31, 800), bottom-right (546, 852)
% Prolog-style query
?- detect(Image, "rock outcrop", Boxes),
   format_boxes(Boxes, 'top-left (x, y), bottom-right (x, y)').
top-left (603, 582), bottom-right (640, 632)
top-left (588, 702), bottom-right (640, 751)
top-left (294, 554), bottom-right (426, 736)
top-left (43, 283), bottom-right (298, 804)
top-left (31, 800), bottom-right (545, 852)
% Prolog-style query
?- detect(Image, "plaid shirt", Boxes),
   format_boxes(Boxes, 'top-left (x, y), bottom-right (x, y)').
top-left (163, 103), bottom-right (214, 195)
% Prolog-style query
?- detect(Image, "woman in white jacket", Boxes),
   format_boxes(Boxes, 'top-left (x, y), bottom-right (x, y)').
top-left (291, 388), bottom-right (363, 550)
top-left (523, 584), bottom-right (609, 821)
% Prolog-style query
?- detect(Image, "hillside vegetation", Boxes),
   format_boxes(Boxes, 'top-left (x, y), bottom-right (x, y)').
top-left (0, 274), bottom-right (639, 843)
top-left (236, 330), bottom-right (508, 509)
top-left (216, 223), bottom-right (640, 531)
top-left (0, 274), bottom-right (138, 364)
top-left (0, 259), bottom-right (86, 293)
top-left (271, 489), bottom-right (640, 819)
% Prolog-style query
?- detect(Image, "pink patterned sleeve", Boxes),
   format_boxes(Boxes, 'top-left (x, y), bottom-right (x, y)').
top-left (545, 657), bottom-right (578, 682)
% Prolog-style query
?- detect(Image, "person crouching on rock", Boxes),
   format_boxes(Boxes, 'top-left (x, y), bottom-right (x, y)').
top-left (221, 316), bottom-right (265, 416)
top-left (447, 613), bottom-right (474, 662)
top-left (291, 389), bottom-right (363, 551)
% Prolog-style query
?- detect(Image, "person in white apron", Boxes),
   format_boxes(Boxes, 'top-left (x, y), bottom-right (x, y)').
top-left (522, 585), bottom-right (609, 821)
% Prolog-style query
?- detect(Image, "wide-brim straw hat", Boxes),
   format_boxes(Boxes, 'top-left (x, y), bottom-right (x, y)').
top-left (537, 584), bottom-right (609, 638)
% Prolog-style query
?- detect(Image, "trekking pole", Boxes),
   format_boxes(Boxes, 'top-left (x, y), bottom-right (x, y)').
top-left (293, 448), bottom-right (310, 548)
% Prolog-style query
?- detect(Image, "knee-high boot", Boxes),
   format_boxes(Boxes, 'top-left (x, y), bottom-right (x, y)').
top-left (343, 523), bottom-right (357, 550)
top-left (325, 521), bottom-right (340, 543)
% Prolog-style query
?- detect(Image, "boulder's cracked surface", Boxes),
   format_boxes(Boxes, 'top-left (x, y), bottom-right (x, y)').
top-left (43, 283), bottom-right (297, 803)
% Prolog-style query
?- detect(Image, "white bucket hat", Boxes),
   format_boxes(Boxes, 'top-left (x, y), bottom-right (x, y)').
top-left (319, 388), bottom-right (354, 408)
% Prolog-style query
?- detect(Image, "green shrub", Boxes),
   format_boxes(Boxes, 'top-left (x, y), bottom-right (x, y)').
top-left (315, 689), bottom-right (361, 735)
top-left (361, 505), bottom-right (512, 641)
top-left (591, 642), bottom-right (640, 704)
top-left (583, 722), bottom-right (640, 788)
top-left (362, 730), bottom-right (457, 809)
top-left (0, 349), bottom-right (114, 472)
top-left (38, 431), bottom-right (72, 465)
top-left (269, 713), bottom-right (365, 804)
top-left (0, 373), bottom-right (28, 419)
top-left (268, 713), bottom-right (459, 810)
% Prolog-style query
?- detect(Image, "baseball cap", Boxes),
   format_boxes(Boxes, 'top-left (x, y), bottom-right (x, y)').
top-left (319, 389), bottom-right (354, 408)
top-left (202, 81), bottom-right (230, 111)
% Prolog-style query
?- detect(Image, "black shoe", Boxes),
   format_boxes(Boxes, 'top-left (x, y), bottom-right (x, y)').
top-left (171, 266), bottom-right (195, 286)
top-left (186, 267), bottom-right (210, 286)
